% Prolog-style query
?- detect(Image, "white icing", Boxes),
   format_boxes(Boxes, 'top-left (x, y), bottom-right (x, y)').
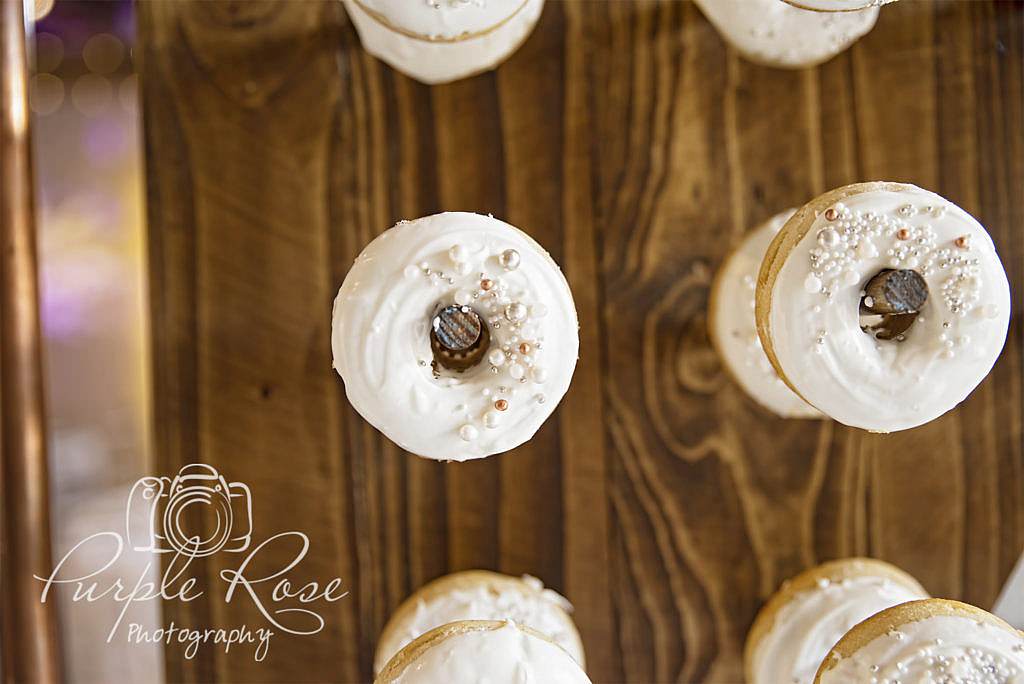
top-left (375, 575), bottom-right (584, 673)
top-left (352, 0), bottom-right (526, 40)
top-left (820, 614), bottom-right (1024, 684)
top-left (343, 0), bottom-right (544, 85)
top-left (713, 210), bottom-right (822, 418)
top-left (389, 621), bottom-right (591, 684)
top-left (782, 0), bottom-right (895, 11)
top-left (331, 212), bottom-right (578, 461)
top-left (751, 575), bottom-right (926, 684)
top-left (765, 186), bottom-right (1011, 432)
top-left (694, 0), bottom-right (878, 69)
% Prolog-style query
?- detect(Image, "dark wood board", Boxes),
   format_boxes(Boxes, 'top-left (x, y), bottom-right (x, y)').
top-left (137, 1), bottom-right (1023, 682)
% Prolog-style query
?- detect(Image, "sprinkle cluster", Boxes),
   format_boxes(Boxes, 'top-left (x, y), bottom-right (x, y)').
top-left (411, 243), bottom-right (549, 443)
top-left (860, 635), bottom-right (1022, 684)
top-left (803, 201), bottom-right (985, 358)
top-left (426, 0), bottom-right (485, 9)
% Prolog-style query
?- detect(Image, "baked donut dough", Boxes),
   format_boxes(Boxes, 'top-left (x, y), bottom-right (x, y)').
top-left (756, 182), bottom-right (1011, 432)
top-left (745, 558), bottom-right (928, 684)
top-left (783, 0), bottom-right (896, 11)
top-left (815, 598), bottom-right (1024, 683)
top-left (374, 570), bottom-right (583, 674)
top-left (375, 619), bottom-right (591, 684)
top-left (332, 212), bottom-right (578, 461)
top-left (710, 209), bottom-right (822, 418)
top-left (694, 0), bottom-right (878, 69)
top-left (342, 0), bottom-right (544, 85)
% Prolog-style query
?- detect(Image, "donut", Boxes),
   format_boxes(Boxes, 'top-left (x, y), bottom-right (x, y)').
top-left (694, 0), bottom-right (878, 69)
top-left (710, 209), bottom-right (823, 418)
top-left (374, 570), bottom-right (584, 674)
top-left (375, 619), bottom-right (592, 684)
top-left (782, 0), bottom-right (896, 11)
top-left (342, 0), bottom-right (545, 85)
top-left (331, 212), bottom-right (578, 461)
top-left (745, 558), bottom-right (928, 684)
top-left (755, 182), bottom-right (1011, 432)
top-left (815, 598), bottom-right (1024, 683)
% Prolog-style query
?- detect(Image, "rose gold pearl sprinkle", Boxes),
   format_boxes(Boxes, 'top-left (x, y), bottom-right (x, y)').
top-left (494, 399), bottom-right (508, 411)
top-left (897, 228), bottom-right (910, 240)
top-left (955, 235), bottom-right (970, 249)
top-left (519, 342), bottom-right (531, 355)
top-left (480, 279), bottom-right (494, 291)
top-left (824, 208), bottom-right (838, 221)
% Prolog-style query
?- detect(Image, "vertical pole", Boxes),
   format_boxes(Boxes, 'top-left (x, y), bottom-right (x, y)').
top-left (0, 0), bottom-right (61, 681)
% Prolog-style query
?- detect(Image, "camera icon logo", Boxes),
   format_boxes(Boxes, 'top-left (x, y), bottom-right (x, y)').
top-left (126, 464), bottom-right (252, 558)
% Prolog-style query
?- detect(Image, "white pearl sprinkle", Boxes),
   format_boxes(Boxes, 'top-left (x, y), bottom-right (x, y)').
top-left (459, 424), bottom-right (478, 441)
top-left (804, 273), bottom-right (823, 294)
top-left (498, 248), bottom-right (521, 271)
top-left (448, 244), bottom-right (467, 264)
top-left (509, 363), bottom-right (526, 380)
top-left (488, 349), bottom-right (506, 366)
top-left (483, 411), bottom-right (500, 428)
top-left (818, 228), bottom-right (840, 248)
top-left (505, 302), bottom-right (528, 322)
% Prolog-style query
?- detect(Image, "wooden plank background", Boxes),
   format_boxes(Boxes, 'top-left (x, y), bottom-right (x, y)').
top-left (137, 1), bottom-right (1023, 682)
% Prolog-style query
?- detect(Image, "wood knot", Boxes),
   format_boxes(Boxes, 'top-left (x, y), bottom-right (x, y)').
top-left (430, 305), bottom-right (489, 371)
top-left (860, 269), bottom-right (929, 341)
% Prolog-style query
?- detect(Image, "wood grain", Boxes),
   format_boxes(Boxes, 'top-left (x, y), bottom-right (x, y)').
top-left (138, 2), bottom-right (1024, 682)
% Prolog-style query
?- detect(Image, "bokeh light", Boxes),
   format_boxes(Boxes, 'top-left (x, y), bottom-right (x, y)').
top-left (71, 73), bottom-right (112, 117)
top-left (30, 72), bottom-right (64, 115)
top-left (34, 31), bottom-right (63, 72)
top-left (82, 32), bottom-right (125, 74)
top-left (33, 0), bottom-right (55, 22)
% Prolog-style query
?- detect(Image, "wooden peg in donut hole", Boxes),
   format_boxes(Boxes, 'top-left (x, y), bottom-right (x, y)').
top-left (860, 269), bottom-right (929, 341)
top-left (430, 305), bottom-right (490, 371)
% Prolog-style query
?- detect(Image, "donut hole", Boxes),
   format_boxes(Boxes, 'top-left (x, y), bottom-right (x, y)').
top-left (429, 303), bottom-right (491, 374)
top-left (858, 269), bottom-right (928, 342)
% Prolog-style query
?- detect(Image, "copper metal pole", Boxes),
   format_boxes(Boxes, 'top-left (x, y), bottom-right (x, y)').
top-left (0, 0), bottom-right (61, 682)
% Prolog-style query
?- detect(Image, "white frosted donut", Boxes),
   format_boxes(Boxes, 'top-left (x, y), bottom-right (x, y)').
top-left (756, 182), bottom-right (1011, 432)
top-left (745, 558), bottom-right (928, 684)
top-left (374, 570), bottom-right (583, 673)
top-left (711, 209), bottom-right (822, 418)
top-left (331, 212), bottom-right (578, 462)
top-left (815, 599), bottom-right (1024, 683)
top-left (342, 0), bottom-right (544, 85)
top-left (375, 620), bottom-right (592, 684)
top-left (782, 0), bottom-right (895, 12)
top-left (694, 0), bottom-right (878, 69)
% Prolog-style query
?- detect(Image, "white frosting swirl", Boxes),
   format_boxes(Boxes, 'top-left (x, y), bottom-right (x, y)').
top-left (375, 574), bottom-right (583, 673)
top-left (332, 212), bottom-right (578, 461)
top-left (712, 210), bottom-right (821, 418)
top-left (751, 575), bottom-right (926, 684)
top-left (343, 0), bottom-right (544, 85)
top-left (383, 621), bottom-right (591, 684)
top-left (819, 614), bottom-right (1024, 683)
top-left (694, 0), bottom-right (878, 69)
top-left (763, 185), bottom-right (1011, 432)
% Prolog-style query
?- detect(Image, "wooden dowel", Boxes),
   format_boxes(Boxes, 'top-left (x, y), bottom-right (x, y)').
top-left (0, 0), bottom-right (62, 682)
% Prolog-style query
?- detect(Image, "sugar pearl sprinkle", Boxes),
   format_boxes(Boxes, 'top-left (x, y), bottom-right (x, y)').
top-left (419, 244), bottom-right (550, 441)
top-left (810, 201), bottom-right (983, 357)
top-left (853, 642), bottom-right (1022, 684)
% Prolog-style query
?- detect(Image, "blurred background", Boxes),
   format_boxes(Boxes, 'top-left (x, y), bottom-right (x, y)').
top-left (29, 0), bottom-right (160, 680)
